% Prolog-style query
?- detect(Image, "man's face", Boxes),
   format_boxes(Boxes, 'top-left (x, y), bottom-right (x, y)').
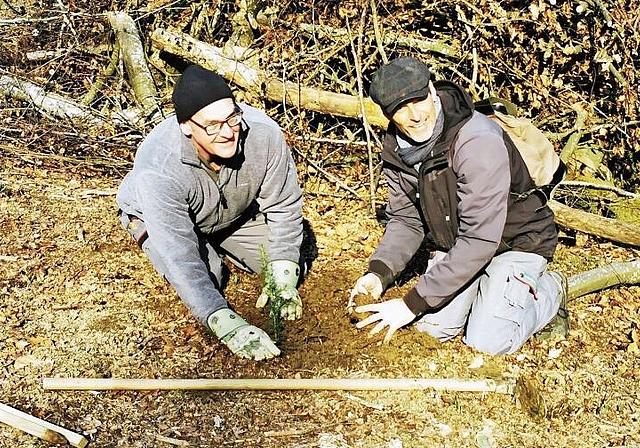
top-left (180, 98), bottom-right (241, 165)
top-left (391, 84), bottom-right (437, 143)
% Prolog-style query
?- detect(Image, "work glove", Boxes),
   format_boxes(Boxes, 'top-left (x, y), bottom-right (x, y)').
top-left (256, 260), bottom-right (302, 320)
top-left (348, 273), bottom-right (384, 311)
top-left (355, 298), bottom-right (416, 343)
top-left (207, 308), bottom-right (280, 360)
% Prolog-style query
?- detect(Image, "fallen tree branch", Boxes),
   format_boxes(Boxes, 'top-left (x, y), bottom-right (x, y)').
top-left (297, 22), bottom-right (458, 57)
top-left (0, 74), bottom-right (142, 128)
top-left (548, 199), bottom-right (640, 248)
top-left (559, 180), bottom-right (638, 198)
top-left (42, 377), bottom-right (516, 394)
top-left (0, 402), bottom-right (88, 447)
top-left (81, 40), bottom-right (120, 106)
top-left (568, 260), bottom-right (640, 301)
top-left (0, 74), bottom-right (105, 126)
top-left (150, 27), bottom-right (388, 127)
top-left (107, 11), bottom-right (161, 119)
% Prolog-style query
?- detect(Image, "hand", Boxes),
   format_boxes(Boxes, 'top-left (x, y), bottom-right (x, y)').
top-left (256, 260), bottom-right (302, 320)
top-left (355, 299), bottom-right (416, 343)
top-left (348, 273), bottom-right (383, 310)
top-left (207, 308), bottom-right (280, 360)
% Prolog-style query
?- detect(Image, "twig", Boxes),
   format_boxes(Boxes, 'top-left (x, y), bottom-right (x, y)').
top-left (297, 22), bottom-right (457, 57)
top-left (1, 0), bottom-right (25, 15)
top-left (55, 0), bottom-right (78, 37)
top-left (154, 434), bottom-right (189, 446)
top-left (81, 41), bottom-right (120, 106)
top-left (338, 391), bottom-right (385, 411)
top-left (294, 136), bottom-right (367, 146)
top-left (292, 147), bottom-right (367, 202)
top-left (264, 428), bottom-right (316, 437)
top-left (559, 180), bottom-right (638, 198)
top-left (347, 9), bottom-right (378, 215)
top-left (369, 0), bottom-right (388, 64)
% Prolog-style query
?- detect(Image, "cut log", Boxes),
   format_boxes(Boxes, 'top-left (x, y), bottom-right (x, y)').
top-left (0, 402), bottom-right (88, 447)
top-left (0, 74), bottom-right (141, 128)
top-left (549, 200), bottom-right (640, 248)
top-left (568, 260), bottom-right (640, 301)
top-left (0, 74), bottom-right (105, 126)
top-left (107, 11), bottom-right (161, 120)
top-left (150, 27), bottom-right (389, 127)
top-left (43, 377), bottom-right (515, 394)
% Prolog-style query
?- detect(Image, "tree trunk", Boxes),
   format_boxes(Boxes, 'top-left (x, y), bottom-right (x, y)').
top-left (569, 261), bottom-right (640, 301)
top-left (107, 11), bottom-right (161, 120)
top-left (549, 200), bottom-right (640, 248)
top-left (150, 27), bottom-right (389, 127)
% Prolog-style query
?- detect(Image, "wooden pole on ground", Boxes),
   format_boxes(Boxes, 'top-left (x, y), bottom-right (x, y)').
top-left (0, 402), bottom-right (88, 447)
top-left (43, 377), bottom-right (515, 394)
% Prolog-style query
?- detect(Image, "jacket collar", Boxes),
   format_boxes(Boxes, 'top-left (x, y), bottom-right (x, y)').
top-left (381, 81), bottom-right (474, 172)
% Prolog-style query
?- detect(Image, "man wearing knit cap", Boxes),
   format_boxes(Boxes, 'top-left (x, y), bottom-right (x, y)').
top-left (350, 57), bottom-right (568, 355)
top-left (117, 65), bottom-right (304, 361)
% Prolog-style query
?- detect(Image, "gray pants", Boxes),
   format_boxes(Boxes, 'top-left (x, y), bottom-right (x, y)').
top-left (415, 250), bottom-right (560, 355)
top-left (120, 211), bottom-right (270, 293)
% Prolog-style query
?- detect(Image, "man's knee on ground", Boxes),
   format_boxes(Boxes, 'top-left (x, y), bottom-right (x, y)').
top-left (414, 321), bottom-right (463, 342)
top-left (464, 329), bottom-right (516, 356)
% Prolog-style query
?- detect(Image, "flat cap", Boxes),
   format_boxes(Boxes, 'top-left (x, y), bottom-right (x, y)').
top-left (369, 57), bottom-right (431, 115)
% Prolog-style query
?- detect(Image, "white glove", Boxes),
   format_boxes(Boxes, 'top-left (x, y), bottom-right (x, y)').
top-left (207, 308), bottom-right (280, 360)
top-left (256, 260), bottom-right (302, 320)
top-left (348, 273), bottom-right (384, 310)
top-left (355, 298), bottom-right (416, 343)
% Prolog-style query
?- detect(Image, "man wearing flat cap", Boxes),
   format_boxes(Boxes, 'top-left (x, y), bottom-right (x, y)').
top-left (350, 57), bottom-right (568, 355)
top-left (117, 65), bottom-right (304, 361)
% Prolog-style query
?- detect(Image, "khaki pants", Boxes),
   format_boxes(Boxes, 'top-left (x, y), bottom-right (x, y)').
top-left (414, 250), bottom-right (560, 355)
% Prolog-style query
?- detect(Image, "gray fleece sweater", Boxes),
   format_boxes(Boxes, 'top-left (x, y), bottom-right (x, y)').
top-left (116, 104), bottom-right (303, 321)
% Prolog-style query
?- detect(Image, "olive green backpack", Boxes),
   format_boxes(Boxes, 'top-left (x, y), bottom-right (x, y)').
top-left (475, 97), bottom-right (566, 201)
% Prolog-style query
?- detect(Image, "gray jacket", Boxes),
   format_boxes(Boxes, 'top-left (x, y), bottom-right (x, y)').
top-left (368, 82), bottom-right (557, 314)
top-left (116, 104), bottom-right (303, 314)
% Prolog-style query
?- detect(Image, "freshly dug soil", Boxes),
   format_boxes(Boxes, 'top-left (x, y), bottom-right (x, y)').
top-left (1, 159), bottom-right (639, 447)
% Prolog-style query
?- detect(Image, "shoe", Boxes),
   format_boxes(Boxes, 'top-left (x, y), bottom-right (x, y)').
top-left (535, 271), bottom-right (569, 341)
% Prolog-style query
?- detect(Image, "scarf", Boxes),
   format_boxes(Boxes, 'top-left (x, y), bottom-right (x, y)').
top-left (396, 94), bottom-right (445, 167)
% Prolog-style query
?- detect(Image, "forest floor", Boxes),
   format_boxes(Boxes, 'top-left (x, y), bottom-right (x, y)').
top-left (1, 152), bottom-right (639, 448)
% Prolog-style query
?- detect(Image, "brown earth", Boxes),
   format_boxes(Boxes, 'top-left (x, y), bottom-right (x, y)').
top-left (1, 155), bottom-right (639, 448)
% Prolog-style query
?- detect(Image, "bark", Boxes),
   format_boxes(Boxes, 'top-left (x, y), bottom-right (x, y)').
top-left (107, 11), bottom-right (161, 120)
top-left (568, 261), bottom-right (640, 301)
top-left (0, 74), bottom-right (105, 126)
top-left (150, 27), bottom-right (389, 127)
top-left (548, 200), bottom-right (640, 248)
top-left (0, 74), bottom-right (141, 128)
top-left (297, 22), bottom-right (458, 57)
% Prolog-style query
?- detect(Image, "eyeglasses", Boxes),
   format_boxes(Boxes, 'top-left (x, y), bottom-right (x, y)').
top-left (190, 106), bottom-right (243, 136)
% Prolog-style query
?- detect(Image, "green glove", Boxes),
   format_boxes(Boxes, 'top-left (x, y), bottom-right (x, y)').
top-left (256, 260), bottom-right (302, 320)
top-left (207, 308), bottom-right (280, 360)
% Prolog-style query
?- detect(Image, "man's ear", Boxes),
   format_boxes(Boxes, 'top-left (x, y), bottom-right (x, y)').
top-left (429, 82), bottom-right (437, 98)
top-left (179, 121), bottom-right (193, 137)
